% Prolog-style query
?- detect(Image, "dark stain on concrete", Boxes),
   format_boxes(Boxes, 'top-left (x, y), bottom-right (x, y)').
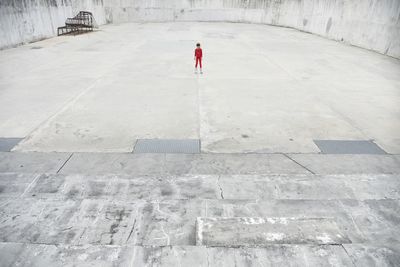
top-left (161, 186), bottom-right (174, 196)
top-left (88, 181), bottom-right (106, 197)
top-left (326, 17), bottom-right (332, 34)
top-left (67, 188), bottom-right (79, 198)
top-left (107, 209), bottom-right (128, 245)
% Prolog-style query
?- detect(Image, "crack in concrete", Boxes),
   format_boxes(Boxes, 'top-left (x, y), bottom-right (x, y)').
top-left (206, 247), bottom-right (210, 267)
top-left (340, 244), bottom-right (357, 267)
top-left (217, 175), bottom-right (224, 199)
top-left (160, 225), bottom-right (170, 246)
top-left (126, 219), bottom-right (137, 243)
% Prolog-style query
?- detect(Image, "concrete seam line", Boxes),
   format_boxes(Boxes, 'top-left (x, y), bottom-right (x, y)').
top-left (282, 153), bottom-right (316, 175)
top-left (56, 153), bottom-right (74, 174)
top-left (131, 139), bottom-right (139, 153)
top-left (340, 244), bottom-right (357, 267)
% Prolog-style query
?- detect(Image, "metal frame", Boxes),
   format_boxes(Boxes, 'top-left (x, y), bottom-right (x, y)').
top-left (57, 11), bottom-right (96, 36)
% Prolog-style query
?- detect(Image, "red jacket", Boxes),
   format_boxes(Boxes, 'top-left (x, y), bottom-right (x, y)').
top-left (195, 48), bottom-right (202, 58)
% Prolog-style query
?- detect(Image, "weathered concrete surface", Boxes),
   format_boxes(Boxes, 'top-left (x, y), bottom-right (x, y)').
top-left (1, 23), bottom-right (399, 153)
top-left (1, 171), bottom-right (400, 246)
top-left (1, 197), bottom-right (399, 246)
top-left (219, 174), bottom-right (400, 200)
top-left (196, 217), bottom-right (351, 247)
top-left (289, 154), bottom-right (400, 174)
top-left (58, 153), bottom-right (309, 175)
top-left (1, 197), bottom-right (399, 263)
top-left (22, 173), bottom-right (221, 201)
top-left (1, 152), bottom-right (399, 175)
top-left (0, 152), bottom-right (71, 173)
top-left (0, 242), bottom-right (134, 267)
top-left (3, 173), bottom-right (400, 201)
top-left (0, 243), bottom-right (362, 267)
top-left (0, 15), bottom-right (399, 266)
top-left (343, 243), bottom-right (400, 267)
top-left (1, 159), bottom-right (400, 265)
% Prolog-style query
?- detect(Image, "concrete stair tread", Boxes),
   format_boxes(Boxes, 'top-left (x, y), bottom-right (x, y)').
top-left (1, 242), bottom-right (399, 267)
top-left (196, 217), bottom-right (352, 246)
top-left (1, 172), bottom-right (399, 201)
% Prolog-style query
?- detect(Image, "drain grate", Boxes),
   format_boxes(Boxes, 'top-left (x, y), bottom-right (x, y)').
top-left (133, 139), bottom-right (200, 154)
top-left (0, 138), bottom-right (23, 152)
top-left (313, 140), bottom-right (387, 154)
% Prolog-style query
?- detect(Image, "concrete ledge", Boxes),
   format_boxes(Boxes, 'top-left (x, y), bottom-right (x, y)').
top-left (288, 154), bottom-right (400, 174)
top-left (0, 152), bottom-right (72, 174)
top-left (59, 153), bottom-right (310, 175)
top-left (2, 173), bottom-right (399, 201)
top-left (196, 217), bottom-right (351, 247)
top-left (0, 242), bottom-right (361, 266)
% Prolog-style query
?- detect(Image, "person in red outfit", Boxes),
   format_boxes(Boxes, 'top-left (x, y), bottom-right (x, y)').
top-left (194, 43), bottom-right (203, 74)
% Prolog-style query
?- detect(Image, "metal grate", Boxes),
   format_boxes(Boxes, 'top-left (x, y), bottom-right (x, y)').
top-left (133, 139), bottom-right (200, 154)
top-left (0, 138), bottom-right (23, 152)
top-left (313, 140), bottom-right (387, 154)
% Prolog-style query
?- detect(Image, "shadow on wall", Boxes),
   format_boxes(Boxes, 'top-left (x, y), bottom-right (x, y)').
top-left (1, 0), bottom-right (399, 59)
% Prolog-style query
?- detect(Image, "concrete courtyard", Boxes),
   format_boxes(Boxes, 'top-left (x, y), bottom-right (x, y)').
top-left (1, 22), bottom-right (399, 153)
top-left (0, 22), bottom-right (400, 266)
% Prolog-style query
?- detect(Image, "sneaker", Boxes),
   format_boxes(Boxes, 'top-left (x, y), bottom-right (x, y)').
top-left (200, 69), bottom-right (203, 74)
top-left (194, 69), bottom-right (198, 74)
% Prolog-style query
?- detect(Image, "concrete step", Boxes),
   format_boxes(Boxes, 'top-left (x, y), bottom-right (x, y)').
top-left (1, 172), bottom-right (399, 248)
top-left (196, 217), bottom-right (351, 247)
top-left (1, 173), bottom-right (399, 201)
top-left (1, 152), bottom-right (400, 175)
top-left (1, 242), bottom-right (399, 267)
top-left (1, 197), bottom-right (399, 246)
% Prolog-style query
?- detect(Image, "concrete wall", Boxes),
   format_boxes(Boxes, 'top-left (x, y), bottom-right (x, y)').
top-left (1, 0), bottom-right (399, 58)
top-left (104, 0), bottom-right (400, 59)
top-left (0, 0), bottom-right (106, 49)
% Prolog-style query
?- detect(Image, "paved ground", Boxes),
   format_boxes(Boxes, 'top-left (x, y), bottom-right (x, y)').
top-left (0, 22), bottom-right (400, 266)
top-left (0, 22), bottom-right (399, 153)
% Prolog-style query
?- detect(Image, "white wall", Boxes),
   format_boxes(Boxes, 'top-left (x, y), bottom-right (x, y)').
top-left (104, 0), bottom-right (400, 59)
top-left (1, 0), bottom-right (399, 58)
top-left (0, 0), bottom-right (106, 49)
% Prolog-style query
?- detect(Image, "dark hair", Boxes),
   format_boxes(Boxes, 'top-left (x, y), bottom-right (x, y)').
top-left (196, 43), bottom-right (201, 47)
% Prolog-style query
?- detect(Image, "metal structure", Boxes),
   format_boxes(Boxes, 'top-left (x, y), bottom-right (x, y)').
top-left (57, 11), bottom-right (97, 36)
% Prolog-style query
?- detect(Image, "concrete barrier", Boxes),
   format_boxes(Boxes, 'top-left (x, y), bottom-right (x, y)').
top-left (1, 0), bottom-right (399, 58)
top-left (104, 0), bottom-right (400, 59)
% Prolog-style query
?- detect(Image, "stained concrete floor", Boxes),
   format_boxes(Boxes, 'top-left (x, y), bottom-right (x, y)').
top-left (1, 22), bottom-right (400, 266)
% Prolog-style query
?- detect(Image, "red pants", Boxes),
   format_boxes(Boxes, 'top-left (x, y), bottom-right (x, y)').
top-left (195, 57), bottom-right (202, 68)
